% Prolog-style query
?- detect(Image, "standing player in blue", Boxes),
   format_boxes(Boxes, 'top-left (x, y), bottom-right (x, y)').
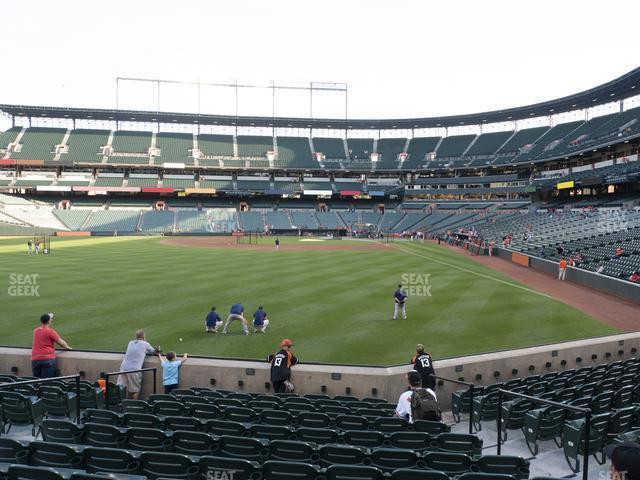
top-left (222, 303), bottom-right (249, 335)
top-left (205, 306), bottom-right (221, 333)
top-left (393, 284), bottom-right (407, 320)
top-left (253, 305), bottom-right (269, 333)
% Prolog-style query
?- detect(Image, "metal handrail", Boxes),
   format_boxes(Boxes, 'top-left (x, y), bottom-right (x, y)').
top-left (427, 374), bottom-right (475, 434)
top-left (497, 388), bottom-right (592, 480)
top-left (103, 367), bottom-right (157, 410)
top-left (0, 374), bottom-right (81, 424)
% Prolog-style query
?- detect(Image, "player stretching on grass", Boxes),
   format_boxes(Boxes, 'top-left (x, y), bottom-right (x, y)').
top-left (222, 303), bottom-right (249, 335)
top-left (393, 284), bottom-right (407, 320)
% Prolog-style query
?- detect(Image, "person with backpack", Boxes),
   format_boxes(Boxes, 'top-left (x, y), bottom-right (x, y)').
top-left (394, 370), bottom-right (440, 423)
top-left (411, 344), bottom-right (436, 390)
top-left (267, 339), bottom-right (298, 393)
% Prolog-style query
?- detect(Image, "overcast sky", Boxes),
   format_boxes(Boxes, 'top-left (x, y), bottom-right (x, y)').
top-left (1, 0), bottom-right (638, 122)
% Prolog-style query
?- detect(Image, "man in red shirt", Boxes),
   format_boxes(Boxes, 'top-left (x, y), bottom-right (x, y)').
top-left (32, 313), bottom-right (72, 378)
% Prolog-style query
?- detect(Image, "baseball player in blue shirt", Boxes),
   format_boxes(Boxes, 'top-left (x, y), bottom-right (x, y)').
top-left (222, 303), bottom-right (249, 335)
top-left (393, 284), bottom-right (407, 320)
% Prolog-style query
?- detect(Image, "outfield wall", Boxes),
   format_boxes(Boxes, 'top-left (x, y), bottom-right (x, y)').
top-left (493, 247), bottom-right (640, 303)
top-left (2, 332), bottom-right (639, 410)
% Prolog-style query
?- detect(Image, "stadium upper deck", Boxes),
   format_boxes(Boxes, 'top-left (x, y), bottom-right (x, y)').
top-left (0, 68), bottom-right (639, 174)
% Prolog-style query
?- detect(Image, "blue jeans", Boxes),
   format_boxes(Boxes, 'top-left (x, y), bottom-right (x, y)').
top-left (32, 359), bottom-right (57, 378)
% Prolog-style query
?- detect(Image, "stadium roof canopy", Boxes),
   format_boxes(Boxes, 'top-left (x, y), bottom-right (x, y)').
top-left (1, 67), bottom-right (639, 130)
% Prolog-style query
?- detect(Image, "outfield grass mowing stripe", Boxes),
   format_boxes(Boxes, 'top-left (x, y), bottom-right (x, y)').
top-left (388, 242), bottom-right (552, 299)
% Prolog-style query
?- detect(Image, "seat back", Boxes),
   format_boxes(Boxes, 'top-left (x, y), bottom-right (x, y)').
top-left (172, 430), bottom-right (217, 456)
top-left (39, 419), bottom-right (82, 444)
top-left (269, 440), bottom-right (319, 463)
top-left (82, 422), bottom-right (127, 449)
top-left (139, 451), bottom-right (199, 480)
top-left (27, 441), bottom-right (84, 469)
top-left (83, 446), bottom-right (140, 474)
top-left (217, 435), bottom-right (270, 462)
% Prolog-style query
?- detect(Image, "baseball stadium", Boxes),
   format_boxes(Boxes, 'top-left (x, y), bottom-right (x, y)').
top-left (1, 2), bottom-right (640, 479)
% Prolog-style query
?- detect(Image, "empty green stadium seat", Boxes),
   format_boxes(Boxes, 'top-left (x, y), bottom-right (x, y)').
top-left (0, 391), bottom-right (44, 436)
top-left (205, 419), bottom-right (246, 437)
top-left (297, 412), bottom-right (332, 429)
top-left (343, 430), bottom-right (387, 448)
top-left (499, 399), bottom-right (536, 441)
top-left (261, 460), bottom-right (322, 480)
top-left (335, 415), bottom-right (369, 431)
top-left (82, 422), bottom-right (127, 449)
top-left (189, 403), bottom-right (222, 420)
top-left (269, 440), bottom-right (319, 463)
top-left (412, 420), bottom-right (451, 434)
top-left (121, 413), bottom-right (163, 429)
top-left (223, 406), bottom-right (258, 423)
top-left (562, 412), bottom-right (611, 473)
top-left (82, 409), bottom-right (121, 426)
top-left (372, 417), bottom-right (407, 433)
top-left (422, 451), bottom-right (472, 475)
top-left (318, 444), bottom-right (367, 468)
top-left (39, 386), bottom-right (78, 420)
top-left (126, 427), bottom-right (173, 452)
top-left (69, 382), bottom-right (103, 409)
top-left (325, 464), bottom-right (386, 480)
top-left (369, 448), bottom-right (422, 472)
top-left (432, 433), bottom-right (483, 457)
top-left (389, 469), bottom-right (449, 480)
top-left (472, 392), bottom-right (500, 431)
top-left (0, 438), bottom-right (29, 463)
top-left (217, 435), bottom-right (270, 462)
top-left (26, 441), bottom-right (84, 469)
top-left (296, 427), bottom-right (340, 445)
top-left (139, 451), bottom-right (199, 480)
top-left (172, 430), bottom-right (217, 456)
top-left (154, 401), bottom-right (189, 417)
top-left (475, 455), bottom-right (529, 479)
top-left (163, 416), bottom-right (205, 432)
top-left (38, 419), bottom-right (83, 444)
top-left (6, 465), bottom-right (66, 480)
top-left (249, 424), bottom-right (295, 441)
top-left (452, 387), bottom-right (482, 423)
top-left (258, 409), bottom-right (292, 426)
top-left (83, 446), bottom-right (140, 474)
top-left (523, 406), bottom-right (565, 456)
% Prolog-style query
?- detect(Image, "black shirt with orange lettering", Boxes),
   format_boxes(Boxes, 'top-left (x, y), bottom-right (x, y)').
top-left (268, 349), bottom-right (299, 382)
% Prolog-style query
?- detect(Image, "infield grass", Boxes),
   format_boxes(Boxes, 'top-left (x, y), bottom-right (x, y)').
top-left (0, 236), bottom-right (617, 365)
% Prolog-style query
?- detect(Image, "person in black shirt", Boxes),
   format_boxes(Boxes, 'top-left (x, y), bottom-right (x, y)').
top-left (411, 344), bottom-right (435, 390)
top-left (267, 338), bottom-right (298, 393)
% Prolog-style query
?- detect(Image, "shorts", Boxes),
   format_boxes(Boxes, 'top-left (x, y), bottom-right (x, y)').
top-left (117, 371), bottom-right (143, 393)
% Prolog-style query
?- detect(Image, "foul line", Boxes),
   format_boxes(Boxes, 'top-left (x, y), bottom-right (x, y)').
top-left (388, 242), bottom-right (552, 299)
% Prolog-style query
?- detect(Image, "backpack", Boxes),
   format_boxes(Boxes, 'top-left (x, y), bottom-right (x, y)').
top-left (410, 388), bottom-right (441, 422)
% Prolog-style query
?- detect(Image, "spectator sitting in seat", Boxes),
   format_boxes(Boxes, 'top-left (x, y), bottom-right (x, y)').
top-left (615, 247), bottom-right (624, 257)
top-left (630, 271), bottom-right (639, 283)
top-left (394, 370), bottom-right (440, 423)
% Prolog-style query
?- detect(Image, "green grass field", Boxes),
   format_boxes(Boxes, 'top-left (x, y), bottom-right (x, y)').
top-left (0, 235), bottom-right (617, 365)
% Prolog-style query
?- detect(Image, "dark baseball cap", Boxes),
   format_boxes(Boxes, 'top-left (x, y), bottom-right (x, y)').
top-left (603, 442), bottom-right (640, 479)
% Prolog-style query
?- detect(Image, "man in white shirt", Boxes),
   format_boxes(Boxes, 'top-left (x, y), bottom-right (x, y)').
top-left (117, 330), bottom-right (157, 399)
top-left (395, 370), bottom-right (438, 423)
